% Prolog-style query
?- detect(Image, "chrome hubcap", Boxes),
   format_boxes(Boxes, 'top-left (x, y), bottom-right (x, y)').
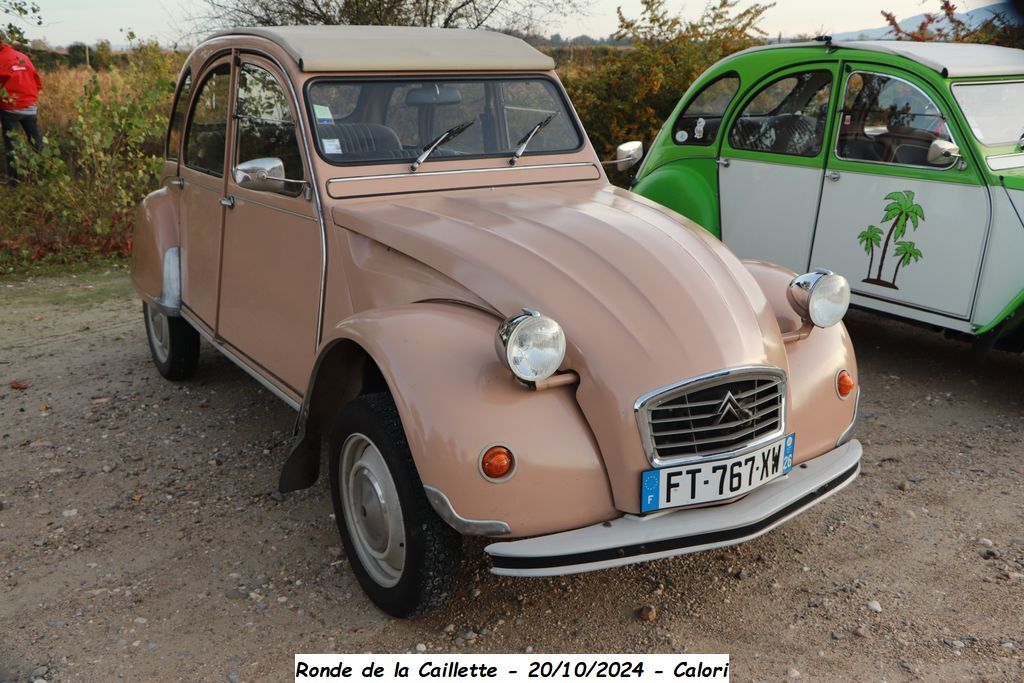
top-left (340, 433), bottom-right (405, 588)
top-left (146, 305), bottom-right (171, 364)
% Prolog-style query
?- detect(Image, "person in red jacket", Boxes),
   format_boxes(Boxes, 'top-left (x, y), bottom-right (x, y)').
top-left (0, 34), bottom-right (43, 184)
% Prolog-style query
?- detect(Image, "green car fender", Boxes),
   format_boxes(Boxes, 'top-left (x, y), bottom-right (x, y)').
top-left (632, 158), bottom-right (721, 238)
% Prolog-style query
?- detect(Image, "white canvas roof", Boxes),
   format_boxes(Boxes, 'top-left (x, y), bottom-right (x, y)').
top-left (735, 39), bottom-right (1024, 78)
top-left (839, 40), bottom-right (1024, 78)
top-left (208, 25), bottom-right (556, 72)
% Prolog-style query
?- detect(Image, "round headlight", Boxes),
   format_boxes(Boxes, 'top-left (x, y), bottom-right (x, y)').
top-left (495, 309), bottom-right (566, 383)
top-left (787, 269), bottom-right (850, 328)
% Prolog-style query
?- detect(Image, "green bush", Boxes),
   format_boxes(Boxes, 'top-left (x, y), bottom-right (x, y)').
top-left (561, 0), bottom-right (769, 185)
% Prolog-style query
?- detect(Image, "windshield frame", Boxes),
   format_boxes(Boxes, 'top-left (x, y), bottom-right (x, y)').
top-left (302, 73), bottom-right (586, 168)
top-left (951, 78), bottom-right (1024, 147)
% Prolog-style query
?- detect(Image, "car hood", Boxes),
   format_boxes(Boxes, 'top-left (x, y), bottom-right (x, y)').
top-left (331, 183), bottom-right (789, 511)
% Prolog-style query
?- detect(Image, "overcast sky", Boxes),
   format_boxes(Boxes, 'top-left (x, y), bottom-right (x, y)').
top-left (23, 0), bottom-right (970, 47)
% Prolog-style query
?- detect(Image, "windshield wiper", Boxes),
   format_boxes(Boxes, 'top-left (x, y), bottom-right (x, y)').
top-left (410, 119), bottom-right (475, 172)
top-left (509, 112), bottom-right (559, 166)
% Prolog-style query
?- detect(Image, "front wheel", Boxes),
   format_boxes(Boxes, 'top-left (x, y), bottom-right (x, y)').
top-left (328, 393), bottom-right (462, 617)
top-left (143, 303), bottom-right (199, 380)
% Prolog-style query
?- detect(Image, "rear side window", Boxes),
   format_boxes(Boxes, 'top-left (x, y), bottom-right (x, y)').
top-left (166, 71), bottom-right (191, 161)
top-left (728, 70), bottom-right (833, 157)
top-left (837, 71), bottom-right (955, 168)
top-left (672, 75), bottom-right (739, 146)
top-left (184, 64), bottom-right (231, 177)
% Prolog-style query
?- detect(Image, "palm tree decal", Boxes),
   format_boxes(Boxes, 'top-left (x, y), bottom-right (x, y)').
top-left (859, 190), bottom-right (926, 289)
top-left (856, 225), bottom-right (883, 280)
top-left (891, 241), bottom-right (923, 287)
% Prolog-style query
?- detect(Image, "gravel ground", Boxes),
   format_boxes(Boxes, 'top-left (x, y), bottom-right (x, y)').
top-left (1, 267), bottom-right (1023, 682)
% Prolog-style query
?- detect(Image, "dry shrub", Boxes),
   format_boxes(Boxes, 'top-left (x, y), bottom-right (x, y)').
top-left (0, 42), bottom-right (182, 270)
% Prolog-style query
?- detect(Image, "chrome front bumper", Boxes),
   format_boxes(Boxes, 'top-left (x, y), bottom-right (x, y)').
top-left (485, 439), bottom-right (862, 577)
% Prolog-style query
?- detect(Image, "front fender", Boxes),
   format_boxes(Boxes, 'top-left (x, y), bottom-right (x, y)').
top-left (131, 187), bottom-right (181, 314)
top-left (311, 303), bottom-right (617, 538)
top-left (744, 260), bottom-right (859, 462)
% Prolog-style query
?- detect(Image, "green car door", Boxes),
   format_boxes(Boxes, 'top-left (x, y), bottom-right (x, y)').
top-left (807, 64), bottom-right (991, 321)
top-left (715, 62), bottom-right (840, 274)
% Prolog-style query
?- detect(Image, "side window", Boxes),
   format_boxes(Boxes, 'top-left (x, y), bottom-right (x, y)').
top-left (837, 71), bottom-right (954, 168)
top-left (728, 70), bottom-right (833, 157)
top-left (184, 64), bottom-right (231, 177)
top-left (672, 75), bottom-right (739, 146)
top-left (166, 71), bottom-right (191, 161)
top-left (235, 63), bottom-right (304, 194)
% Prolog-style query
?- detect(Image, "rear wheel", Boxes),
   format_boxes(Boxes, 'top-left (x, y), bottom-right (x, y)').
top-left (328, 393), bottom-right (461, 617)
top-left (143, 303), bottom-right (199, 381)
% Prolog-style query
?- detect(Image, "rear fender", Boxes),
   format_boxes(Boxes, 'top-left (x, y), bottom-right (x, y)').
top-left (131, 187), bottom-right (181, 315)
top-left (632, 160), bottom-right (720, 237)
top-left (283, 302), bottom-right (616, 537)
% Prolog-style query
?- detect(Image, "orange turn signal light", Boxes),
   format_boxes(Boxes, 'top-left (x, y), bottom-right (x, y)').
top-left (837, 369), bottom-right (855, 399)
top-left (481, 445), bottom-right (514, 480)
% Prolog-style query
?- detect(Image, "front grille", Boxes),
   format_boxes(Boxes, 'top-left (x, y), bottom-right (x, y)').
top-left (637, 368), bottom-right (786, 465)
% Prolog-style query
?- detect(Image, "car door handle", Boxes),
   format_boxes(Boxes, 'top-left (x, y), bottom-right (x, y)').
top-left (716, 157), bottom-right (730, 168)
top-left (219, 196), bottom-right (235, 209)
top-left (826, 170), bottom-right (841, 181)
top-left (169, 177), bottom-right (184, 189)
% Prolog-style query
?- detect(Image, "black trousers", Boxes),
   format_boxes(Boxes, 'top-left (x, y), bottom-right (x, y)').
top-left (1, 110), bottom-right (43, 183)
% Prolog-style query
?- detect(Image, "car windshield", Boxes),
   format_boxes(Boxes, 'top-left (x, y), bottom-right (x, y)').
top-left (307, 77), bottom-right (583, 166)
top-left (953, 81), bottom-right (1024, 146)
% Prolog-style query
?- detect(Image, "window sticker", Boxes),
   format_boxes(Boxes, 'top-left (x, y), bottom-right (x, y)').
top-left (675, 130), bottom-right (688, 143)
top-left (313, 104), bottom-right (334, 124)
top-left (323, 138), bottom-right (342, 155)
top-left (694, 117), bottom-right (706, 140)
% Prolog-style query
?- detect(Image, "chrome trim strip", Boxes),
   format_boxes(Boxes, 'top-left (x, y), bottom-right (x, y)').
top-left (836, 387), bottom-right (860, 447)
top-left (634, 365), bottom-right (788, 468)
top-left (423, 485), bottom-right (511, 536)
top-left (327, 161), bottom-right (596, 186)
top-left (237, 48), bottom-right (329, 356)
top-left (230, 194), bottom-right (318, 221)
top-left (180, 308), bottom-right (301, 411)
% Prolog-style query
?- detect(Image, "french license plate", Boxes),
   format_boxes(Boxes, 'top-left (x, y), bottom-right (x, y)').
top-left (641, 434), bottom-right (795, 512)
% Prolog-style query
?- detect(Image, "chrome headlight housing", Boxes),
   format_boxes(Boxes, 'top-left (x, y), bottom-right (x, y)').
top-left (494, 308), bottom-right (566, 383)
top-left (787, 269), bottom-right (850, 328)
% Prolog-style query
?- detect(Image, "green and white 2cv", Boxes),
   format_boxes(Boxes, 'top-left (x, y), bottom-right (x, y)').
top-left (629, 39), bottom-right (1024, 354)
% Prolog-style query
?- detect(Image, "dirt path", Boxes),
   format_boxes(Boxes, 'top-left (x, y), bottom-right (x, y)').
top-left (1, 269), bottom-right (1022, 682)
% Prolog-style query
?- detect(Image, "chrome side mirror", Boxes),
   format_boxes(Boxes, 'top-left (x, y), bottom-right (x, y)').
top-left (233, 157), bottom-right (306, 195)
top-left (927, 139), bottom-right (960, 166)
top-left (614, 141), bottom-right (643, 171)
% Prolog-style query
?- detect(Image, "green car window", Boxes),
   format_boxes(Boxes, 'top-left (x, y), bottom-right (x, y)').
top-left (672, 74), bottom-right (739, 146)
top-left (837, 71), bottom-right (955, 168)
top-left (727, 70), bottom-right (832, 157)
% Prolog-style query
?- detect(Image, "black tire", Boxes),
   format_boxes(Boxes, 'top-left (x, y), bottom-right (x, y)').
top-left (328, 392), bottom-right (462, 617)
top-left (143, 302), bottom-right (200, 381)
